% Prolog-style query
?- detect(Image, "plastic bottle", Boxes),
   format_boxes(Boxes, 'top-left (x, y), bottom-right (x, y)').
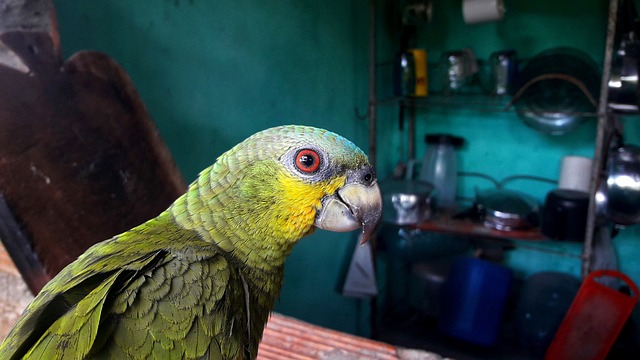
top-left (418, 134), bottom-right (464, 211)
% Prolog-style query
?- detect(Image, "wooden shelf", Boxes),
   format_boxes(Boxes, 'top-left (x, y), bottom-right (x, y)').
top-left (414, 217), bottom-right (547, 242)
top-left (409, 217), bottom-right (584, 260)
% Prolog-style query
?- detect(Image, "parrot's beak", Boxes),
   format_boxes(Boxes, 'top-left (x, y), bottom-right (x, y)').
top-left (315, 181), bottom-right (382, 244)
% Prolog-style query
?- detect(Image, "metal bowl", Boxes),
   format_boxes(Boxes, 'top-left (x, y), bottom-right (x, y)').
top-left (514, 47), bottom-right (600, 135)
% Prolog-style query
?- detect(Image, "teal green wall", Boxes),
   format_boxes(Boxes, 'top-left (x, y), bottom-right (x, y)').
top-left (55, 0), bottom-right (371, 335)
top-left (54, 0), bottom-right (640, 336)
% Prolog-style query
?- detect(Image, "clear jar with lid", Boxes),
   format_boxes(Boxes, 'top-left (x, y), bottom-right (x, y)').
top-left (418, 134), bottom-right (464, 212)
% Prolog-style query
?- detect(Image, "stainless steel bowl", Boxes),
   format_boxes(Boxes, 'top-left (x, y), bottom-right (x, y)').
top-left (514, 47), bottom-right (600, 135)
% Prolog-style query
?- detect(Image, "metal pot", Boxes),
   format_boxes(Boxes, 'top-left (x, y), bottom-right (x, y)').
top-left (604, 143), bottom-right (640, 225)
top-left (380, 180), bottom-right (435, 225)
top-left (541, 189), bottom-right (589, 241)
top-left (608, 0), bottom-right (640, 113)
top-left (475, 188), bottom-right (540, 231)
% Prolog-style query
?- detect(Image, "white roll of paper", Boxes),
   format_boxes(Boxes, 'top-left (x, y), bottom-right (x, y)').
top-left (559, 156), bottom-right (593, 193)
top-left (462, 0), bottom-right (505, 25)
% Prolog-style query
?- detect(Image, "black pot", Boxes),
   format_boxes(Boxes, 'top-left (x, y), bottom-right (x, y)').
top-left (541, 189), bottom-right (589, 241)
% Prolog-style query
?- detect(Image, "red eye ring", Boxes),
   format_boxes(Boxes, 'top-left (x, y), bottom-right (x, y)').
top-left (295, 149), bottom-right (321, 173)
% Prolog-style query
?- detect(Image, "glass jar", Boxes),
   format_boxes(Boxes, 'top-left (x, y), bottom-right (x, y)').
top-left (418, 134), bottom-right (464, 211)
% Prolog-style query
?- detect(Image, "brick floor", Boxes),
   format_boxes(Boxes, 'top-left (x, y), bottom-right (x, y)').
top-left (0, 243), bottom-right (445, 359)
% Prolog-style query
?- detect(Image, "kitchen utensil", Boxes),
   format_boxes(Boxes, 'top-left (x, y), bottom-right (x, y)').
top-left (439, 49), bottom-right (477, 93)
top-left (608, 0), bottom-right (640, 113)
top-left (514, 272), bottom-right (582, 356)
top-left (418, 134), bottom-right (464, 212)
top-left (341, 239), bottom-right (377, 298)
top-left (541, 189), bottom-right (589, 241)
top-left (438, 256), bottom-right (512, 347)
top-left (513, 47), bottom-right (600, 135)
top-left (545, 270), bottom-right (639, 360)
top-left (488, 49), bottom-right (518, 95)
top-left (475, 188), bottom-right (540, 231)
top-left (394, 49), bottom-right (428, 97)
top-left (604, 142), bottom-right (640, 225)
top-left (380, 180), bottom-right (435, 225)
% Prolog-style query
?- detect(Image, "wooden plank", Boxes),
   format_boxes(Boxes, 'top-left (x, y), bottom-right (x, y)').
top-left (0, 195), bottom-right (48, 293)
top-left (0, 3), bottom-right (186, 293)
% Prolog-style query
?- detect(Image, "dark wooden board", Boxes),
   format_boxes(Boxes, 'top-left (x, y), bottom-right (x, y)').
top-left (0, 30), bottom-right (186, 293)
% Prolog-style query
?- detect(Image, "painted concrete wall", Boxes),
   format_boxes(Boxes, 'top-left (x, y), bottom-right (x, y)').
top-left (54, 0), bottom-right (640, 336)
top-left (54, 0), bottom-right (372, 335)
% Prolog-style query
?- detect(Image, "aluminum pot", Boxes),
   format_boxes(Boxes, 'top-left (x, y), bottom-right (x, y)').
top-left (380, 180), bottom-right (435, 225)
top-left (475, 188), bottom-right (540, 231)
top-left (604, 143), bottom-right (640, 225)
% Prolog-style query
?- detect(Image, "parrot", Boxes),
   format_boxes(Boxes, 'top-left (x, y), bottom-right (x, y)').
top-left (0, 125), bottom-right (382, 360)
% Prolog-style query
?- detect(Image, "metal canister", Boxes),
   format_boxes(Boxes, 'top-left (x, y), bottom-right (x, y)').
top-left (394, 49), bottom-right (428, 97)
top-left (488, 50), bottom-right (517, 95)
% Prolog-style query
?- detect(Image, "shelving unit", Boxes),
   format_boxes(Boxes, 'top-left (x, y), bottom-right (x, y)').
top-left (366, 0), bottom-right (625, 357)
top-left (366, 0), bottom-right (620, 276)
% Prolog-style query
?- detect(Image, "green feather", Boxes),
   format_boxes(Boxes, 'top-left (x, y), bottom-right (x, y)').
top-left (0, 125), bottom-right (370, 360)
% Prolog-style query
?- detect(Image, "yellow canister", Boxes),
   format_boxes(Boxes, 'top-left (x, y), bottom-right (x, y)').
top-left (394, 49), bottom-right (429, 97)
top-left (410, 49), bottom-right (428, 97)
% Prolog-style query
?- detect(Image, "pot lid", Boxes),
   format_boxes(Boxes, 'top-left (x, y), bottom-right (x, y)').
top-left (478, 189), bottom-right (539, 215)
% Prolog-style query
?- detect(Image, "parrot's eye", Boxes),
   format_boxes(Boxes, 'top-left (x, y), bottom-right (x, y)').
top-left (295, 149), bottom-right (321, 173)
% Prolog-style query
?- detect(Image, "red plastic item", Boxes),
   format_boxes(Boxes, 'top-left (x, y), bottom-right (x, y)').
top-left (545, 270), bottom-right (639, 360)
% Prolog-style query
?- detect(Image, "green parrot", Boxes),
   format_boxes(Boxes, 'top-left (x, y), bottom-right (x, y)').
top-left (0, 125), bottom-right (382, 360)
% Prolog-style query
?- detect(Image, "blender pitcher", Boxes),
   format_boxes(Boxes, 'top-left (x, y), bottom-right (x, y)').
top-left (418, 134), bottom-right (464, 212)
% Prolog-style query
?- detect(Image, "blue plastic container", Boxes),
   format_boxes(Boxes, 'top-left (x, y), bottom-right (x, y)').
top-left (438, 256), bottom-right (513, 346)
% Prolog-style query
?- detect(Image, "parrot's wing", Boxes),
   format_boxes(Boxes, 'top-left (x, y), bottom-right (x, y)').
top-left (0, 244), bottom-right (168, 359)
top-left (1, 236), bottom-right (245, 360)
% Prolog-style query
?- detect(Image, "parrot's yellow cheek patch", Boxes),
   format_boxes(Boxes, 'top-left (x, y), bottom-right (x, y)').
top-left (274, 172), bottom-right (346, 239)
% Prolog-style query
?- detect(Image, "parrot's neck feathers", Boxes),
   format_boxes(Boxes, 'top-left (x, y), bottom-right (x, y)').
top-left (165, 165), bottom-right (308, 271)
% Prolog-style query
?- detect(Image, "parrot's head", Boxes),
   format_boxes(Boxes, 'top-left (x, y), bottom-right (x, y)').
top-left (237, 125), bottom-right (382, 242)
top-left (178, 125), bottom-right (382, 263)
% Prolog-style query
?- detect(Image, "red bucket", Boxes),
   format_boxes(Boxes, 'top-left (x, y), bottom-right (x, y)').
top-left (544, 270), bottom-right (638, 360)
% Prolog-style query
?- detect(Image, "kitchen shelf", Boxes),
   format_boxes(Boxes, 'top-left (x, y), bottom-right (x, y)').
top-left (365, 0), bottom-right (622, 354)
top-left (415, 217), bottom-right (546, 242)
top-left (377, 93), bottom-right (512, 111)
top-left (376, 93), bottom-right (599, 117)
top-left (413, 217), bottom-right (584, 260)
top-left (366, 0), bottom-right (619, 275)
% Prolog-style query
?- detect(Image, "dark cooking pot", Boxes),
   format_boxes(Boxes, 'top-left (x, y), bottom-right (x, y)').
top-left (542, 189), bottom-right (589, 241)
